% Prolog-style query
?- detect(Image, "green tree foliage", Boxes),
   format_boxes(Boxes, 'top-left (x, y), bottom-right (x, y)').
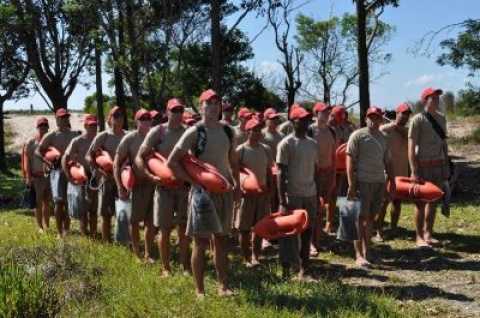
top-left (455, 86), bottom-right (480, 116)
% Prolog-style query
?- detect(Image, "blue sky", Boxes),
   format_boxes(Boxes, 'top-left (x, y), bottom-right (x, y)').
top-left (5, 0), bottom-right (479, 112)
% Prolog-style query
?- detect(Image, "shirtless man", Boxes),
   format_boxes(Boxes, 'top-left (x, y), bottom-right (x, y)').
top-left (277, 106), bottom-right (319, 280)
top-left (36, 108), bottom-right (80, 238)
top-left (25, 117), bottom-right (51, 233)
top-left (376, 103), bottom-right (411, 241)
top-left (168, 89), bottom-right (241, 298)
top-left (408, 87), bottom-right (450, 248)
top-left (62, 114), bottom-right (99, 237)
top-left (236, 118), bottom-right (273, 267)
top-left (114, 109), bottom-right (154, 261)
top-left (137, 98), bottom-right (190, 276)
top-left (88, 106), bottom-right (127, 243)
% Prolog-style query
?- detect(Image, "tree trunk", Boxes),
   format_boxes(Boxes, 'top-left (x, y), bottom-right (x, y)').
top-left (0, 100), bottom-right (6, 172)
top-left (125, 0), bottom-right (140, 110)
top-left (116, 8), bottom-right (128, 130)
top-left (95, 38), bottom-right (105, 132)
top-left (356, 0), bottom-right (370, 127)
top-left (211, 0), bottom-right (222, 93)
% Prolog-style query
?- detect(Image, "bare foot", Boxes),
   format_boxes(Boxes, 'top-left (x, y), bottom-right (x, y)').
top-left (355, 257), bottom-right (371, 269)
top-left (251, 258), bottom-right (261, 267)
top-left (416, 239), bottom-right (432, 249)
top-left (310, 244), bottom-right (319, 257)
top-left (245, 261), bottom-right (253, 268)
top-left (160, 269), bottom-right (170, 278)
top-left (374, 234), bottom-right (384, 243)
top-left (425, 237), bottom-right (440, 245)
top-left (144, 257), bottom-right (155, 264)
top-left (218, 288), bottom-right (235, 297)
top-left (196, 292), bottom-right (205, 301)
top-left (38, 228), bottom-right (44, 234)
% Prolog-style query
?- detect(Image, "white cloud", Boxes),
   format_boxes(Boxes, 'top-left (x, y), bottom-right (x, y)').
top-left (404, 74), bottom-right (435, 87)
top-left (252, 60), bottom-right (281, 76)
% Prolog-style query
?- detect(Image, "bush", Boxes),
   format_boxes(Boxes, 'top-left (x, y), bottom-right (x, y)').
top-left (0, 260), bottom-right (58, 317)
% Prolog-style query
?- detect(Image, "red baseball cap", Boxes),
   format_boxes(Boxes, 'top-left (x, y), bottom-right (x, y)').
top-left (264, 107), bottom-right (279, 119)
top-left (183, 112), bottom-right (198, 125)
top-left (290, 103), bottom-right (301, 111)
top-left (245, 119), bottom-right (262, 131)
top-left (135, 108), bottom-right (152, 121)
top-left (396, 103), bottom-right (412, 114)
top-left (238, 107), bottom-right (252, 119)
top-left (421, 87), bottom-right (443, 103)
top-left (290, 106), bottom-right (311, 120)
top-left (222, 103), bottom-right (234, 111)
top-left (199, 89), bottom-right (221, 103)
top-left (36, 117), bottom-right (49, 127)
top-left (55, 108), bottom-right (70, 118)
top-left (313, 102), bottom-right (331, 114)
top-left (167, 98), bottom-right (184, 110)
top-left (331, 106), bottom-right (346, 125)
top-left (366, 106), bottom-right (384, 117)
top-left (108, 106), bottom-right (123, 117)
top-left (84, 114), bottom-right (98, 126)
top-left (150, 110), bottom-right (161, 119)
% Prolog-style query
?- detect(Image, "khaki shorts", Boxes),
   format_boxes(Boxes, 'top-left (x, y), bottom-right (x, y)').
top-left (52, 170), bottom-right (68, 203)
top-left (235, 193), bottom-right (270, 231)
top-left (130, 182), bottom-right (155, 223)
top-left (154, 187), bottom-right (188, 229)
top-left (186, 190), bottom-right (234, 237)
top-left (34, 176), bottom-right (51, 206)
top-left (356, 181), bottom-right (386, 217)
top-left (98, 179), bottom-right (117, 217)
top-left (317, 169), bottom-right (334, 203)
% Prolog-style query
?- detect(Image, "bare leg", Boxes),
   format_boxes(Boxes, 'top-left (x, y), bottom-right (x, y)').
top-left (88, 212), bottom-right (97, 239)
top-left (239, 230), bottom-right (251, 265)
top-left (191, 237), bottom-right (208, 299)
top-left (213, 235), bottom-right (232, 296)
top-left (325, 187), bottom-right (337, 234)
top-left (299, 227), bottom-right (313, 277)
top-left (413, 202), bottom-right (429, 247)
top-left (159, 228), bottom-right (172, 276)
top-left (354, 216), bottom-right (369, 266)
top-left (251, 233), bottom-right (262, 265)
top-left (80, 214), bottom-right (88, 236)
top-left (42, 200), bottom-right (50, 230)
top-left (376, 199), bottom-right (389, 241)
top-left (424, 202), bottom-right (439, 244)
top-left (102, 215), bottom-right (112, 243)
top-left (364, 213), bottom-right (375, 261)
top-left (130, 221), bottom-right (141, 260)
top-left (35, 201), bottom-right (44, 233)
top-left (144, 219), bottom-right (155, 261)
top-left (178, 224), bottom-right (190, 271)
top-left (390, 199), bottom-right (402, 230)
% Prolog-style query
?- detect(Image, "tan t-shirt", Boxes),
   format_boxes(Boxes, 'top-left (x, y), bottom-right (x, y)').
top-left (38, 130), bottom-right (80, 155)
top-left (310, 125), bottom-right (336, 169)
top-left (237, 143), bottom-right (273, 187)
top-left (141, 124), bottom-right (186, 158)
top-left (278, 120), bottom-right (294, 136)
top-left (234, 125), bottom-right (248, 146)
top-left (408, 111), bottom-right (446, 161)
top-left (117, 131), bottom-right (149, 180)
top-left (381, 122), bottom-right (408, 176)
top-left (175, 124), bottom-right (234, 180)
top-left (88, 130), bottom-right (126, 159)
top-left (346, 127), bottom-right (389, 183)
top-left (25, 137), bottom-right (47, 175)
top-left (65, 134), bottom-right (94, 173)
top-left (276, 135), bottom-right (317, 197)
top-left (261, 129), bottom-right (284, 160)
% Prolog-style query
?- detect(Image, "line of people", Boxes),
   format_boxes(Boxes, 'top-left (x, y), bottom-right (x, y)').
top-left (22, 87), bottom-right (450, 298)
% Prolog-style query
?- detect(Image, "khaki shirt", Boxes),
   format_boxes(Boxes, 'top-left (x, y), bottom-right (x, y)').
top-left (25, 137), bottom-right (47, 175)
top-left (117, 131), bottom-right (148, 180)
top-left (277, 135), bottom-right (317, 197)
top-left (237, 143), bottom-right (273, 187)
top-left (234, 125), bottom-right (248, 146)
top-left (65, 134), bottom-right (94, 173)
top-left (278, 120), bottom-right (294, 136)
top-left (408, 111), bottom-right (446, 161)
top-left (88, 130), bottom-right (126, 159)
top-left (141, 124), bottom-right (186, 158)
top-left (176, 124), bottom-right (234, 180)
top-left (347, 127), bottom-right (389, 183)
top-left (38, 130), bottom-right (80, 155)
top-left (310, 125), bottom-right (336, 170)
top-left (381, 122), bottom-right (408, 176)
top-left (261, 129), bottom-right (284, 160)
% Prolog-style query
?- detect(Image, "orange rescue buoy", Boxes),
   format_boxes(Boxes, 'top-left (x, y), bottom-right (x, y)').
top-left (335, 143), bottom-right (347, 173)
top-left (121, 165), bottom-right (135, 190)
top-left (44, 146), bottom-right (61, 163)
top-left (69, 162), bottom-right (87, 185)
top-left (21, 143), bottom-right (27, 180)
top-left (181, 154), bottom-right (230, 193)
top-left (391, 176), bottom-right (444, 202)
top-left (146, 152), bottom-right (182, 188)
top-left (96, 151), bottom-right (113, 173)
top-left (253, 209), bottom-right (309, 240)
top-left (240, 166), bottom-right (263, 194)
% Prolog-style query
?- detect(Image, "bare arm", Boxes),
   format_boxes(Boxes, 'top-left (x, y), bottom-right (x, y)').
top-left (136, 146), bottom-right (157, 183)
top-left (167, 147), bottom-right (201, 189)
top-left (408, 137), bottom-right (419, 181)
top-left (113, 153), bottom-right (128, 199)
top-left (277, 163), bottom-right (288, 214)
top-left (346, 154), bottom-right (355, 199)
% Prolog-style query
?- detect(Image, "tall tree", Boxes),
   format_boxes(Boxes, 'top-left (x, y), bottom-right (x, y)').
top-left (354, 0), bottom-right (399, 126)
top-left (11, 0), bottom-right (96, 111)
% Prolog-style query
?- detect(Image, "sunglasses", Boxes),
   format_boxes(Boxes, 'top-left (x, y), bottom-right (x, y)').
top-left (170, 108), bottom-right (185, 114)
top-left (138, 116), bottom-right (152, 122)
top-left (37, 123), bottom-right (49, 128)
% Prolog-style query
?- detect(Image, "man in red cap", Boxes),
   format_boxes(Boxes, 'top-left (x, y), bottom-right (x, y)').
top-left (346, 106), bottom-right (395, 268)
top-left (236, 118), bottom-right (274, 267)
top-left (408, 87), bottom-right (449, 248)
top-left (376, 103), bottom-right (412, 241)
top-left (277, 106), bottom-right (319, 280)
top-left (114, 108), bottom-right (154, 261)
top-left (168, 88), bottom-right (240, 298)
top-left (150, 110), bottom-right (162, 127)
top-left (25, 117), bottom-right (51, 233)
top-left (308, 102), bottom-right (336, 250)
top-left (137, 98), bottom-right (190, 276)
top-left (277, 103), bottom-right (301, 136)
top-left (220, 102), bottom-right (235, 126)
top-left (262, 107), bottom-right (284, 212)
top-left (62, 114), bottom-right (99, 237)
top-left (234, 107), bottom-right (253, 145)
top-left (35, 108), bottom-right (80, 238)
top-left (88, 106), bottom-right (127, 243)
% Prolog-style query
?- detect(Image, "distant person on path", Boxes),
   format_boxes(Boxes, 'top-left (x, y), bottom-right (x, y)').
top-left (168, 89), bottom-right (240, 299)
top-left (220, 103), bottom-right (235, 126)
top-left (25, 117), bottom-right (51, 233)
top-left (88, 106), bottom-right (127, 243)
top-left (137, 98), bottom-right (190, 276)
top-left (276, 106), bottom-right (319, 281)
top-left (408, 88), bottom-right (450, 248)
top-left (35, 108), bottom-right (80, 238)
top-left (346, 106), bottom-right (395, 268)
top-left (376, 103), bottom-right (412, 241)
top-left (62, 114), bottom-right (99, 237)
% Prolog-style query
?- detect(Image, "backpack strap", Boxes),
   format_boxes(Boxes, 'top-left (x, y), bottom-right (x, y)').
top-left (423, 112), bottom-right (447, 140)
top-left (328, 125), bottom-right (336, 139)
top-left (156, 124), bottom-right (165, 145)
top-left (195, 123), bottom-right (233, 157)
top-left (307, 125), bottom-right (314, 138)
